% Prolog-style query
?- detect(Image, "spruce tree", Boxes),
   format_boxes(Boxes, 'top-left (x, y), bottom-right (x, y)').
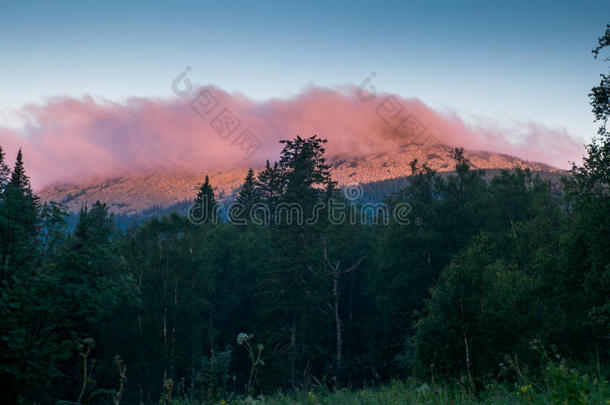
top-left (190, 175), bottom-right (218, 224)
top-left (1, 149), bottom-right (39, 281)
top-left (7, 149), bottom-right (39, 228)
top-left (0, 145), bottom-right (10, 284)
top-left (61, 201), bottom-right (130, 318)
top-left (256, 160), bottom-right (283, 205)
top-left (230, 168), bottom-right (259, 225)
top-left (0, 145), bottom-right (10, 191)
top-left (9, 149), bottom-right (30, 189)
top-left (279, 135), bottom-right (333, 213)
top-left (261, 135), bottom-right (334, 387)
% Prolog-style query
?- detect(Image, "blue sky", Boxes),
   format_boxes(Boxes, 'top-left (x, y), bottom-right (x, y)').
top-left (0, 0), bottom-right (608, 143)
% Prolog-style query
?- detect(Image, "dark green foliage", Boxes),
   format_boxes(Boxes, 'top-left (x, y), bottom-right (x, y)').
top-left (1, 27), bottom-right (610, 402)
top-left (258, 135), bottom-right (337, 388)
top-left (256, 160), bottom-right (283, 220)
top-left (230, 168), bottom-right (260, 225)
top-left (190, 175), bottom-right (219, 224)
top-left (591, 23), bottom-right (610, 136)
top-left (557, 23), bottom-right (610, 360)
top-left (0, 145), bottom-right (9, 188)
top-left (0, 129), bottom-right (608, 402)
top-left (373, 151), bottom-right (487, 377)
top-left (0, 149), bottom-right (40, 284)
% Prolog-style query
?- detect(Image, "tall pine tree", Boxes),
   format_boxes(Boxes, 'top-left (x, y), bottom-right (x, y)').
top-left (257, 161), bottom-right (283, 209)
top-left (190, 175), bottom-right (218, 224)
top-left (261, 136), bottom-right (335, 387)
top-left (0, 145), bottom-right (10, 190)
top-left (0, 145), bottom-right (11, 285)
top-left (1, 149), bottom-right (39, 283)
top-left (230, 168), bottom-right (260, 225)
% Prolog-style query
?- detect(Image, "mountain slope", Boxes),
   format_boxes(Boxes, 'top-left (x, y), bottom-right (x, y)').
top-left (39, 143), bottom-right (561, 215)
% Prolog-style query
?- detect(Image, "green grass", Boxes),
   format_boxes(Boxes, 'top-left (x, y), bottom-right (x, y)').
top-left (162, 359), bottom-right (610, 405)
top-left (170, 373), bottom-right (610, 405)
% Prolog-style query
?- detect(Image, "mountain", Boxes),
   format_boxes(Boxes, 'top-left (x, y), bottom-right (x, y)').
top-left (39, 142), bottom-right (562, 216)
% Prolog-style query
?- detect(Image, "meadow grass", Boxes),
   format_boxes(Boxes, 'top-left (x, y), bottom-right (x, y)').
top-left (170, 369), bottom-right (610, 405)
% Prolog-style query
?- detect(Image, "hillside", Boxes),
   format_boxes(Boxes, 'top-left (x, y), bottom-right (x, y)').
top-left (39, 142), bottom-right (561, 215)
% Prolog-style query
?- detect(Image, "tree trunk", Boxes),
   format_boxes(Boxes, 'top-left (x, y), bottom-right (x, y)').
top-left (333, 271), bottom-right (343, 388)
top-left (170, 280), bottom-right (178, 379)
top-left (208, 309), bottom-right (215, 360)
top-left (290, 316), bottom-right (296, 388)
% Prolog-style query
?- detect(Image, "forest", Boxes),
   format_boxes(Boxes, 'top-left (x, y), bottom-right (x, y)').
top-left (1, 26), bottom-right (609, 405)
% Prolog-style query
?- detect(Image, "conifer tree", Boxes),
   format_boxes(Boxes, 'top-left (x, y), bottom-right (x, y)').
top-left (62, 201), bottom-right (131, 318)
top-left (256, 161), bottom-right (283, 206)
top-left (230, 168), bottom-right (259, 225)
top-left (278, 135), bottom-right (333, 214)
top-left (1, 149), bottom-right (39, 280)
top-left (190, 175), bottom-right (218, 224)
top-left (0, 145), bottom-right (10, 191)
top-left (0, 145), bottom-right (10, 285)
top-left (9, 149), bottom-right (30, 189)
top-left (262, 135), bottom-right (334, 387)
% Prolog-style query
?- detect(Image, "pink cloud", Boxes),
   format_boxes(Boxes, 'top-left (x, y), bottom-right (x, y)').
top-left (0, 85), bottom-right (584, 190)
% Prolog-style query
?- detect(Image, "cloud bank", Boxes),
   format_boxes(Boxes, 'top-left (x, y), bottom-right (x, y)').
top-left (0, 85), bottom-right (583, 189)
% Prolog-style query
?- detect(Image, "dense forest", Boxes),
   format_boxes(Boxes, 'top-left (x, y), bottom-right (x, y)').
top-left (1, 26), bottom-right (610, 405)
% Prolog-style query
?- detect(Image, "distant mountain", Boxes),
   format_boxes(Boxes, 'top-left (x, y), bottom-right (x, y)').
top-left (39, 142), bottom-right (562, 218)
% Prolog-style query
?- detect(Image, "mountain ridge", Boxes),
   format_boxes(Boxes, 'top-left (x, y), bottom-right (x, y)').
top-left (39, 143), bottom-right (562, 215)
